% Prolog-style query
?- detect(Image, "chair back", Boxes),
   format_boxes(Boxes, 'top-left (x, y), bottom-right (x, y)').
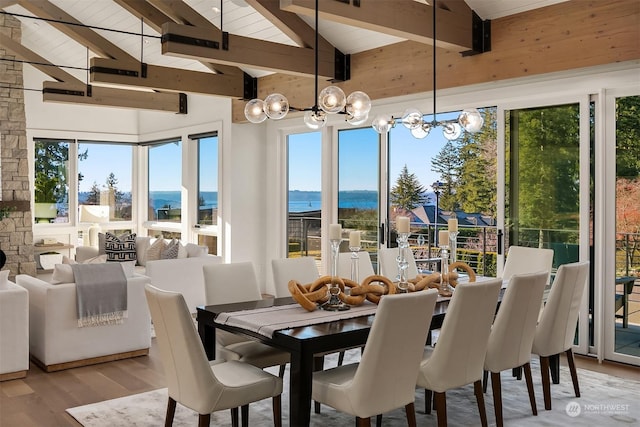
top-left (144, 284), bottom-right (221, 414)
top-left (378, 247), bottom-right (419, 280)
top-left (420, 278), bottom-right (502, 392)
top-left (349, 290), bottom-right (439, 415)
top-left (485, 271), bottom-right (548, 372)
top-left (502, 246), bottom-right (554, 284)
top-left (271, 257), bottom-right (319, 297)
top-left (203, 262), bottom-right (262, 305)
top-left (532, 261), bottom-right (589, 357)
top-left (337, 251), bottom-right (376, 282)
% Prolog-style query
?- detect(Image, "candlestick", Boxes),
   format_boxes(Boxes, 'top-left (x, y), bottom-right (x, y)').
top-left (396, 231), bottom-right (410, 293)
top-left (448, 218), bottom-right (458, 232)
top-left (349, 231), bottom-right (361, 248)
top-left (397, 216), bottom-right (410, 233)
top-left (438, 230), bottom-right (449, 246)
top-left (323, 229), bottom-right (350, 311)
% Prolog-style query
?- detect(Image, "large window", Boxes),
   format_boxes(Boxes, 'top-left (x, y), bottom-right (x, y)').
top-left (78, 142), bottom-right (133, 222)
top-left (34, 138), bottom-right (70, 224)
top-left (287, 132), bottom-right (322, 259)
top-left (148, 140), bottom-right (182, 223)
top-left (196, 134), bottom-right (218, 226)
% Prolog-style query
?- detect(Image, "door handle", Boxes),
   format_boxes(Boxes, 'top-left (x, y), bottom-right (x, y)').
top-left (497, 229), bottom-right (503, 255)
top-left (379, 223), bottom-right (385, 245)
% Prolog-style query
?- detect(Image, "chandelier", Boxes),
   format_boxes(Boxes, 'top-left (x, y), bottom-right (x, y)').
top-left (370, 4), bottom-right (484, 140)
top-left (244, 0), bottom-right (371, 129)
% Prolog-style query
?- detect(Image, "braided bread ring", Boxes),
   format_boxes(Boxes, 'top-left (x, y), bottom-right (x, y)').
top-left (288, 280), bottom-right (320, 311)
top-left (361, 275), bottom-right (395, 304)
top-left (413, 272), bottom-right (441, 291)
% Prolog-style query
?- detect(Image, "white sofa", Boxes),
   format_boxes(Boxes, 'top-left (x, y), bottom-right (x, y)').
top-left (16, 273), bottom-right (151, 372)
top-left (77, 237), bottom-right (223, 313)
top-left (0, 279), bottom-right (29, 381)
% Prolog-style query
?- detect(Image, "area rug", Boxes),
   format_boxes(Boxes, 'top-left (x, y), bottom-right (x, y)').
top-left (67, 350), bottom-right (639, 426)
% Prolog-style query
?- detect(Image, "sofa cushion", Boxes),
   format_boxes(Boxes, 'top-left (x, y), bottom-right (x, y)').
top-left (145, 238), bottom-right (166, 264)
top-left (105, 232), bottom-right (137, 262)
top-left (161, 239), bottom-right (180, 259)
top-left (135, 236), bottom-right (152, 266)
top-left (51, 264), bottom-right (75, 284)
top-left (0, 269), bottom-right (9, 289)
top-left (185, 243), bottom-right (208, 258)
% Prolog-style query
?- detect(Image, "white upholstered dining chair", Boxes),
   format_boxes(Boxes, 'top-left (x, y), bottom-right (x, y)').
top-left (531, 261), bottom-right (589, 410)
top-left (144, 284), bottom-right (283, 427)
top-left (312, 290), bottom-right (439, 427)
top-left (483, 271), bottom-right (548, 426)
top-left (203, 262), bottom-right (290, 376)
top-left (338, 251), bottom-right (376, 282)
top-left (502, 246), bottom-right (554, 285)
top-left (271, 256), bottom-right (319, 298)
top-left (378, 247), bottom-right (419, 280)
top-left (417, 278), bottom-right (502, 427)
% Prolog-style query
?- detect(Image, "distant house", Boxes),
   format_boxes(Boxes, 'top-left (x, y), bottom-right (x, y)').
top-left (409, 205), bottom-right (496, 228)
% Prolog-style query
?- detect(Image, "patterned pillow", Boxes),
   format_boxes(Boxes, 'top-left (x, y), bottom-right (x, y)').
top-left (105, 232), bottom-right (137, 262)
top-left (161, 239), bottom-right (180, 260)
top-left (144, 238), bottom-right (166, 264)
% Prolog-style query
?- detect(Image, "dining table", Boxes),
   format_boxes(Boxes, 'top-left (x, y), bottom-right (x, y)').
top-left (196, 289), bottom-right (468, 427)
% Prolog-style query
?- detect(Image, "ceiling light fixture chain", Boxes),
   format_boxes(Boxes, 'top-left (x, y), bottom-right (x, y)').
top-left (244, 0), bottom-right (371, 129)
top-left (371, 3), bottom-right (484, 140)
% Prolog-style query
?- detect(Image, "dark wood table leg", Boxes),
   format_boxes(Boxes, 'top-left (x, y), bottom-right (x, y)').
top-left (198, 321), bottom-right (216, 361)
top-left (550, 353), bottom-right (560, 384)
top-left (289, 347), bottom-right (314, 427)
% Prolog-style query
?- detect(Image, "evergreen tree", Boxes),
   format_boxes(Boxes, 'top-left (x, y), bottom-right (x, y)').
top-left (390, 165), bottom-right (425, 213)
top-left (86, 181), bottom-right (101, 205)
top-left (106, 172), bottom-right (124, 206)
top-left (431, 141), bottom-right (462, 211)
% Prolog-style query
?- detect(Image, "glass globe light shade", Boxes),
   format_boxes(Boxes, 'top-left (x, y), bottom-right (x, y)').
top-left (401, 108), bottom-right (424, 130)
top-left (458, 108), bottom-right (484, 133)
top-left (442, 122), bottom-right (462, 140)
top-left (346, 91), bottom-right (371, 118)
top-left (346, 111), bottom-right (369, 126)
top-left (371, 114), bottom-right (394, 134)
top-left (264, 93), bottom-right (289, 120)
top-left (318, 86), bottom-right (347, 114)
top-left (244, 99), bottom-right (267, 123)
top-left (411, 123), bottom-right (431, 139)
top-left (304, 110), bottom-right (327, 130)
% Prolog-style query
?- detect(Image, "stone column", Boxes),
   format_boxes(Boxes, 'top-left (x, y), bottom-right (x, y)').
top-left (0, 14), bottom-right (36, 279)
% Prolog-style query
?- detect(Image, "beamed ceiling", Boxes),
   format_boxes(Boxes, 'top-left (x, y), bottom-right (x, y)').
top-left (1, 0), bottom-right (570, 113)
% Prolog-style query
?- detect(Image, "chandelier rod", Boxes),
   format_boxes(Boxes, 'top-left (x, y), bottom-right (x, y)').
top-left (432, 2), bottom-right (437, 125)
top-left (313, 0), bottom-right (319, 112)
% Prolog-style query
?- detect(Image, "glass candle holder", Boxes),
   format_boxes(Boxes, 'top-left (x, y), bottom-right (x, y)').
top-left (322, 238), bottom-right (350, 311)
top-left (350, 245), bottom-right (361, 283)
top-left (449, 231), bottom-right (459, 263)
top-left (396, 232), bottom-right (410, 293)
top-left (439, 244), bottom-right (455, 294)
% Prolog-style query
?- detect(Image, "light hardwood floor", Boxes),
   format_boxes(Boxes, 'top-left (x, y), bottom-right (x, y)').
top-left (1, 339), bottom-right (639, 426)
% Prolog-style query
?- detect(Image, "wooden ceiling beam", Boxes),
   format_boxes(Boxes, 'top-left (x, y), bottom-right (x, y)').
top-left (280, 0), bottom-right (474, 51)
top-left (146, 0), bottom-right (214, 29)
top-left (42, 81), bottom-right (187, 113)
top-left (16, 0), bottom-right (136, 63)
top-left (161, 21), bottom-right (337, 79)
top-left (113, 0), bottom-right (243, 76)
top-left (90, 58), bottom-right (246, 98)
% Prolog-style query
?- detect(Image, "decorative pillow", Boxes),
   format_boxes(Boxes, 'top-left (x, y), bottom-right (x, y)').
top-left (63, 254), bottom-right (107, 265)
top-left (135, 236), bottom-right (152, 266)
top-left (177, 241), bottom-right (188, 259)
top-left (105, 232), bottom-right (137, 262)
top-left (51, 264), bottom-right (75, 284)
top-left (0, 269), bottom-right (9, 289)
top-left (98, 232), bottom-right (106, 255)
top-left (185, 243), bottom-right (208, 258)
top-left (161, 239), bottom-right (180, 259)
top-left (145, 238), bottom-right (166, 264)
top-left (62, 255), bottom-right (77, 265)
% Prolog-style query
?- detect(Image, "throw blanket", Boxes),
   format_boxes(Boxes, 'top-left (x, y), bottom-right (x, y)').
top-left (72, 263), bottom-right (128, 328)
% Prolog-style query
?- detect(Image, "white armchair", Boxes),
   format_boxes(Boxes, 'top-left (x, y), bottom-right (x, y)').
top-left (0, 278), bottom-right (29, 381)
top-left (16, 273), bottom-right (151, 372)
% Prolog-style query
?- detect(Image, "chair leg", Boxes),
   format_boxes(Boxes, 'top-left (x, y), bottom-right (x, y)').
top-left (338, 350), bottom-right (345, 366)
top-left (539, 355), bottom-right (552, 410)
top-left (434, 392), bottom-right (447, 427)
top-left (376, 414), bottom-right (382, 427)
top-left (356, 416), bottom-right (371, 427)
top-left (199, 413), bottom-right (211, 427)
top-left (566, 349), bottom-right (581, 398)
top-left (278, 364), bottom-right (286, 378)
top-left (314, 356), bottom-right (324, 414)
top-left (231, 407), bottom-right (239, 427)
top-left (523, 362), bottom-right (538, 416)
top-left (482, 370), bottom-right (488, 393)
top-left (550, 353), bottom-right (560, 384)
top-left (474, 380), bottom-right (488, 427)
top-left (272, 395), bottom-right (282, 427)
top-left (406, 402), bottom-right (417, 427)
top-left (165, 397), bottom-right (177, 427)
top-left (241, 404), bottom-right (249, 427)
top-left (490, 372), bottom-right (503, 427)
top-left (425, 389), bottom-right (433, 414)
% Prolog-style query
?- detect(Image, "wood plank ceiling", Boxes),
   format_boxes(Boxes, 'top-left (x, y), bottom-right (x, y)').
top-left (0, 0), bottom-right (569, 113)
